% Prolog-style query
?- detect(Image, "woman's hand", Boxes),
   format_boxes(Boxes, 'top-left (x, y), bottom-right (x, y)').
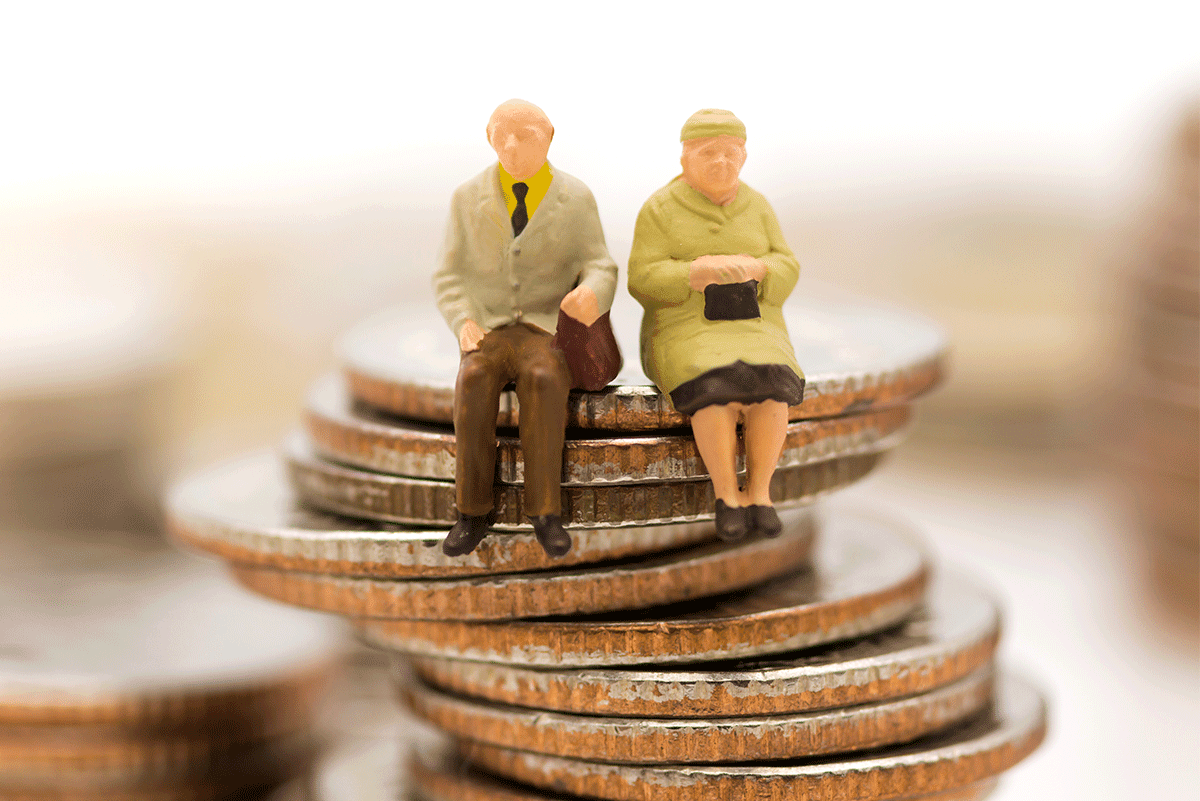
top-left (688, 254), bottom-right (766, 291)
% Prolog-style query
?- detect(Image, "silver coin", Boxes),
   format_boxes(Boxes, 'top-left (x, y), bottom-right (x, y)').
top-left (358, 509), bottom-right (929, 666)
top-left (406, 576), bottom-right (999, 718)
top-left (168, 453), bottom-right (721, 579)
top-left (228, 518), bottom-right (815, 622)
top-left (400, 665), bottom-right (994, 764)
top-left (342, 294), bottom-right (947, 431)
top-left (0, 529), bottom-right (343, 728)
top-left (412, 745), bottom-right (1000, 801)
top-left (305, 373), bottom-right (911, 485)
top-left (446, 674), bottom-right (1045, 801)
top-left (286, 432), bottom-right (884, 530)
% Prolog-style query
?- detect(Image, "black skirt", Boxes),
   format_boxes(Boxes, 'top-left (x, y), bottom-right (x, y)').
top-left (669, 360), bottom-right (805, 416)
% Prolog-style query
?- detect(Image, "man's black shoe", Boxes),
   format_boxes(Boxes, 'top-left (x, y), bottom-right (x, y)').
top-left (528, 514), bottom-right (572, 557)
top-left (442, 512), bottom-right (493, 557)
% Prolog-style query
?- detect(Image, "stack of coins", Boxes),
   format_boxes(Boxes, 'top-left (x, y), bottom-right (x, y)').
top-left (168, 293), bottom-right (1047, 800)
top-left (1126, 107), bottom-right (1199, 617)
top-left (0, 529), bottom-right (343, 801)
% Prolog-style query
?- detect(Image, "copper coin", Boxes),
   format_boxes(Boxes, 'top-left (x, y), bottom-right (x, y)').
top-left (0, 782), bottom-right (288, 801)
top-left (286, 433), bottom-right (885, 530)
top-left (358, 510), bottom-right (928, 666)
top-left (342, 295), bottom-right (946, 431)
top-left (401, 666), bottom-right (994, 764)
top-left (450, 674), bottom-right (1044, 801)
top-left (411, 748), bottom-right (1000, 801)
top-left (0, 531), bottom-right (343, 730)
top-left (229, 516), bottom-right (815, 621)
top-left (168, 453), bottom-right (720, 579)
top-left (407, 577), bottom-right (998, 718)
top-left (305, 373), bottom-right (912, 485)
top-left (0, 729), bottom-right (316, 790)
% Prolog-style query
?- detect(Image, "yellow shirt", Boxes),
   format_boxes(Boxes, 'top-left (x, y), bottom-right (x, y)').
top-left (498, 161), bottom-right (553, 223)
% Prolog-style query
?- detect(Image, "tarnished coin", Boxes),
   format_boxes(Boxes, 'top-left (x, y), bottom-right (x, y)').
top-left (401, 666), bottom-right (994, 764)
top-left (305, 373), bottom-right (912, 484)
top-left (0, 781), bottom-right (289, 801)
top-left (229, 516), bottom-right (815, 621)
top-left (412, 748), bottom-right (1000, 801)
top-left (168, 453), bottom-right (720, 579)
top-left (0, 729), bottom-right (316, 791)
top-left (342, 294), bottom-right (947, 430)
top-left (358, 510), bottom-right (928, 666)
top-left (287, 433), bottom-right (884, 530)
top-left (0, 530), bottom-right (343, 729)
top-left (407, 577), bottom-right (999, 718)
top-left (0, 729), bottom-right (314, 788)
top-left (451, 674), bottom-right (1044, 801)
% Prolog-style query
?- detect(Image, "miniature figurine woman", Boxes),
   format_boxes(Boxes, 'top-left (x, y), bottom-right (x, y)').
top-left (628, 109), bottom-right (805, 541)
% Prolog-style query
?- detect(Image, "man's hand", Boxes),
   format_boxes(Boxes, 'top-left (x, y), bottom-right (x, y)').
top-left (559, 285), bottom-right (601, 326)
top-left (458, 319), bottom-right (488, 352)
top-left (688, 254), bottom-right (765, 292)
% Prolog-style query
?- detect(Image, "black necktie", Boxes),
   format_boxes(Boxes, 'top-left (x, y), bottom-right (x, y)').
top-left (511, 182), bottom-right (529, 236)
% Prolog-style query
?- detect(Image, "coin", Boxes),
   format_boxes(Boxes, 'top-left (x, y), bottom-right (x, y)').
top-left (450, 674), bottom-right (1044, 801)
top-left (167, 453), bottom-right (721, 580)
top-left (0, 530), bottom-right (344, 730)
top-left (401, 665), bottom-right (993, 764)
top-left (358, 510), bottom-right (928, 666)
top-left (342, 295), bottom-right (947, 431)
top-left (286, 433), bottom-right (884, 529)
top-left (228, 516), bottom-right (814, 621)
top-left (411, 748), bottom-right (1000, 801)
top-left (0, 729), bottom-right (316, 791)
top-left (0, 728), bottom-right (313, 786)
top-left (407, 577), bottom-right (999, 718)
top-left (305, 373), bottom-right (911, 485)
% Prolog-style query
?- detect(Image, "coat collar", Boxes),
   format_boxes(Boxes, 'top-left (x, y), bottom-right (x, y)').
top-left (476, 162), bottom-right (564, 240)
top-left (667, 176), bottom-right (751, 222)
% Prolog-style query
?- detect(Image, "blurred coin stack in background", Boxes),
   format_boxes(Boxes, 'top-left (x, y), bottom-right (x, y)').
top-left (0, 529), bottom-right (343, 801)
top-left (1125, 107), bottom-right (1199, 620)
top-left (168, 291), bottom-right (1046, 800)
top-left (0, 239), bottom-right (179, 533)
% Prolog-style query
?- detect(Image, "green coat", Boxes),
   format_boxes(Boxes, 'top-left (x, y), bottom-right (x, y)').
top-left (628, 178), bottom-right (803, 401)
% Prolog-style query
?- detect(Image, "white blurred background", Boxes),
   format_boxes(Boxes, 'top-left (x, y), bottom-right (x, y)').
top-left (1, 2), bottom-right (1196, 798)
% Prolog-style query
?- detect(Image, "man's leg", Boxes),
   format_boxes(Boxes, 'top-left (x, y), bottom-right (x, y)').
top-left (514, 328), bottom-right (572, 555)
top-left (445, 334), bottom-right (510, 556)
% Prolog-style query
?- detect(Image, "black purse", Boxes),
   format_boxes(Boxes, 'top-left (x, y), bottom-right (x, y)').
top-left (703, 279), bottom-right (760, 321)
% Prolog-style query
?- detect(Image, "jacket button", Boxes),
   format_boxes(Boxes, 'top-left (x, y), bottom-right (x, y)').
top-left (513, 247), bottom-right (522, 255)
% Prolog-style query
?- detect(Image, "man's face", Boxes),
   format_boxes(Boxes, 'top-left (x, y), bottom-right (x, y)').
top-left (680, 135), bottom-right (747, 200)
top-left (488, 105), bottom-right (553, 181)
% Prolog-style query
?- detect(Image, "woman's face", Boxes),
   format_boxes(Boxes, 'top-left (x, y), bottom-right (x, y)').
top-left (680, 135), bottom-right (747, 203)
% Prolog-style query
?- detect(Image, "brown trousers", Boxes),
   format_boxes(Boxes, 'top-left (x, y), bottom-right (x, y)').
top-left (454, 323), bottom-right (571, 518)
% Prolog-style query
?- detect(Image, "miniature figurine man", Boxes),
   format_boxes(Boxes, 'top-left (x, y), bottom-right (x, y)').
top-left (628, 109), bottom-right (805, 542)
top-left (433, 99), bottom-right (618, 558)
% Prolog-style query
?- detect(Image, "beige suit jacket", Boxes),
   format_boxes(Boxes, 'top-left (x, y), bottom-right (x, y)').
top-left (433, 163), bottom-right (618, 338)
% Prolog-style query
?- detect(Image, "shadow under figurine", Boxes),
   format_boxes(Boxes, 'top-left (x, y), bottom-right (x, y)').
top-left (628, 109), bottom-right (805, 542)
top-left (433, 99), bottom-right (619, 558)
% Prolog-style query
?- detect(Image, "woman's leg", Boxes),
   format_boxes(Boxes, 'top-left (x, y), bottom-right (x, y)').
top-left (742, 400), bottom-right (789, 506)
top-left (690, 403), bottom-right (743, 505)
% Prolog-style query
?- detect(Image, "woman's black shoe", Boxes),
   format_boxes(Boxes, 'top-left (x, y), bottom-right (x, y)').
top-left (714, 499), bottom-right (750, 541)
top-left (748, 504), bottom-right (783, 538)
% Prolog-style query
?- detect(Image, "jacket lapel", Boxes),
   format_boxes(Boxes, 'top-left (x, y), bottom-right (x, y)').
top-left (476, 164), bottom-right (512, 241)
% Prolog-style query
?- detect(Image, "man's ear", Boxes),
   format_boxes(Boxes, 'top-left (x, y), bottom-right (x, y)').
top-left (486, 124), bottom-right (493, 147)
top-left (548, 125), bottom-right (555, 143)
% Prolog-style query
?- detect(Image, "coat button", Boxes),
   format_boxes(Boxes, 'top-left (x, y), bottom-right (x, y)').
top-left (513, 247), bottom-right (522, 255)
top-left (709, 223), bottom-right (721, 233)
